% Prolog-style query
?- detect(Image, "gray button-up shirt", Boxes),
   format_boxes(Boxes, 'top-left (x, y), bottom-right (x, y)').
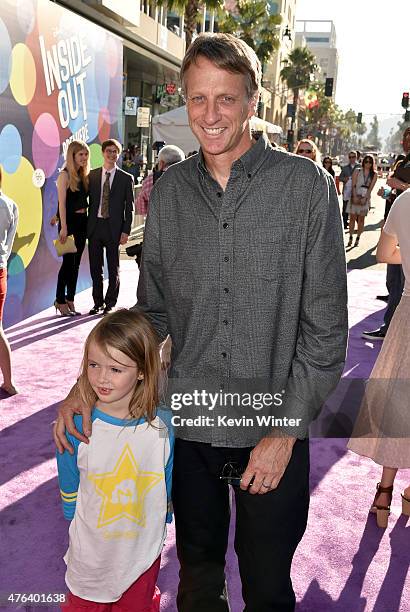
top-left (136, 135), bottom-right (348, 447)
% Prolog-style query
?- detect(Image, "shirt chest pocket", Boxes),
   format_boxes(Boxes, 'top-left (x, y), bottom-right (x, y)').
top-left (247, 223), bottom-right (301, 280)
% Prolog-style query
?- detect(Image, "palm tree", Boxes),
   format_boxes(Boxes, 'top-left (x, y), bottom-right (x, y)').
top-left (156, 0), bottom-right (224, 48)
top-left (280, 47), bottom-right (318, 135)
top-left (218, 1), bottom-right (281, 66)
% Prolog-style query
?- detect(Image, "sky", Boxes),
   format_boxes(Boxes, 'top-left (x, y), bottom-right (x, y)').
top-left (295, 0), bottom-right (410, 125)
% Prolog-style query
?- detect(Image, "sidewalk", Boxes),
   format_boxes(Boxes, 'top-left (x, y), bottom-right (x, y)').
top-left (0, 261), bottom-right (409, 611)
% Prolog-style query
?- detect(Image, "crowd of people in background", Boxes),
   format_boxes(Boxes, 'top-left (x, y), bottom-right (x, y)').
top-left (53, 138), bottom-right (134, 318)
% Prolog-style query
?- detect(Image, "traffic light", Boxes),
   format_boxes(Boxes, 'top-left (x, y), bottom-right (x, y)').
top-left (357, 112), bottom-right (362, 124)
top-left (402, 92), bottom-right (409, 108)
top-left (405, 110), bottom-right (410, 122)
top-left (324, 77), bottom-right (334, 97)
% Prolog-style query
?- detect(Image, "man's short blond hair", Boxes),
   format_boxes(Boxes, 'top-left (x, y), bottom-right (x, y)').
top-left (180, 33), bottom-right (261, 100)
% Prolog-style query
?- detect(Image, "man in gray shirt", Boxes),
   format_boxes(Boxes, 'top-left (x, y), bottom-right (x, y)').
top-left (55, 34), bottom-right (347, 611)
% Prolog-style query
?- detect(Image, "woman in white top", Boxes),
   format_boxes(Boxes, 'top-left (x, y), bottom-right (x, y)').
top-left (346, 154), bottom-right (377, 247)
top-left (0, 165), bottom-right (19, 395)
top-left (348, 188), bottom-right (410, 527)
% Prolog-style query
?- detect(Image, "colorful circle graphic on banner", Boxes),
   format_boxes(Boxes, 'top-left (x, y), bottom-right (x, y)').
top-left (89, 143), bottom-right (103, 169)
top-left (10, 43), bottom-right (36, 105)
top-left (2, 157), bottom-right (42, 269)
top-left (0, 17), bottom-right (12, 95)
top-left (7, 253), bottom-right (26, 297)
top-left (42, 163), bottom-right (64, 261)
top-left (32, 113), bottom-right (60, 177)
top-left (0, 124), bottom-right (22, 174)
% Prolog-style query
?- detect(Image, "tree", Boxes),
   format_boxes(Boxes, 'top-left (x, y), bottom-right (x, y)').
top-left (386, 119), bottom-right (410, 153)
top-left (367, 115), bottom-right (381, 150)
top-left (218, 1), bottom-right (281, 66)
top-left (157, 0), bottom-right (224, 48)
top-left (303, 82), bottom-right (338, 152)
top-left (280, 47), bottom-right (318, 133)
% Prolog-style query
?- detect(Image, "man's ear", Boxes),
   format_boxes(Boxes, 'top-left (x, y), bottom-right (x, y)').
top-left (248, 91), bottom-right (260, 117)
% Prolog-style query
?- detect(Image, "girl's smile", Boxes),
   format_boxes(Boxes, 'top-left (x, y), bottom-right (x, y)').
top-left (87, 341), bottom-right (143, 418)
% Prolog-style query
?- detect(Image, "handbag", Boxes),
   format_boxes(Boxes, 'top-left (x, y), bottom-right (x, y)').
top-left (53, 235), bottom-right (77, 256)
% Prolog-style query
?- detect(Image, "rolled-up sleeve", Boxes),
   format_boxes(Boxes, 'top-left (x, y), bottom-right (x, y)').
top-left (281, 169), bottom-right (348, 437)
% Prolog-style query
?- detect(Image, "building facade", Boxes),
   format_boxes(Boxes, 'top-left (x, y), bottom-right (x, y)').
top-left (295, 20), bottom-right (339, 101)
top-left (58, 1), bottom-right (186, 160)
top-left (262, 0), bottom-right (298, 133)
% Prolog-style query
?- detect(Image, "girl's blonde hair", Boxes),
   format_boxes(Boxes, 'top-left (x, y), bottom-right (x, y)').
top-left (65, 140), bottom-right (90, 192)
top-left (78, 309), bottom-right (161, 422)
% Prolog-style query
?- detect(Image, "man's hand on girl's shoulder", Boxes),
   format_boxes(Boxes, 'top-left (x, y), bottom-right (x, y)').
top-left (53, 384), bottom-right (92, 454)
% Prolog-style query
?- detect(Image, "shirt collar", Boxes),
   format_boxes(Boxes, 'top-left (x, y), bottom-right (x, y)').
top-left (197, 133), bottom-right (271, 179)
top-left (103, 164), bottom-right (117, 175)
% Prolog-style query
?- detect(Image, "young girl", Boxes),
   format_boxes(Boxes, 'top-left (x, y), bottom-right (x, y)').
top-left (57, 309), bottom-right (174, 611)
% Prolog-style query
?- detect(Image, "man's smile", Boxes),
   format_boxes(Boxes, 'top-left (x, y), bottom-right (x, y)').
top-left (202, 127), bottom-right (226, 136)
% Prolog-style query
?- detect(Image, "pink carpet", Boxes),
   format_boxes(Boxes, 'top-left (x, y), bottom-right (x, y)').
top-left (0, 264), bottom-right (409, 611)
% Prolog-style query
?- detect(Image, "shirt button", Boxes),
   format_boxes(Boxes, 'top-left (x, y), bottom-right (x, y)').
top-left (221, 352), bottom-right (227, 358)
top-left (223, 319), bottom-right (229, 325)
top-left (247, 173), bottom-right (252, 179)
top-left (217, 192), bottom-right (222, 198)
top-left (223, 222), bottom-right (229, 229)
top-left (224, 287), bottom-right (229, 293)
top-left (224, 256), bottom-right (229, 262)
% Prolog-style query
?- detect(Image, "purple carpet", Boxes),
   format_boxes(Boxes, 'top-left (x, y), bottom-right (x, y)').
top-left (0, 264), bottom-right (409, 611)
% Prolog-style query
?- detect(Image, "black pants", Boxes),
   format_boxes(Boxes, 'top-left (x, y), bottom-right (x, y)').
top-left (382, 263), bottom-right (405, 331)
top-left (88, 219), bottom-right (120, 308)
top-left (342, 200), bottom-right (349, 228)
top-left (172, 439), bottom-right (310, 612)
top-left (55, 213), bottom-right (87, 303)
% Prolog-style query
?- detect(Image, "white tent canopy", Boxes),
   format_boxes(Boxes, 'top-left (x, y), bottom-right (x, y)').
top-left (152, 105), bottom-right (282, 154)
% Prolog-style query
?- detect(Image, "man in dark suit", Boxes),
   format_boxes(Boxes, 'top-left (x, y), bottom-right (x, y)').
top-left (87, 139), bottom-right (134, 315)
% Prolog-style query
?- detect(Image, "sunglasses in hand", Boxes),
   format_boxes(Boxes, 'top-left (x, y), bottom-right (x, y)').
top-left (219, 462), bottom-right (254, 487)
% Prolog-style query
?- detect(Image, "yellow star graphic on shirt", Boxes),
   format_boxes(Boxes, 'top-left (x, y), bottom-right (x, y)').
top-left (88, 444), bottom-right (163, 528)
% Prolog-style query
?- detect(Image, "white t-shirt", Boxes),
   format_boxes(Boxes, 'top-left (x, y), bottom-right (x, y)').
top-left (383, 188), bottom-right (410, 297)
top-left (57, 408), bottom-right (174, 602)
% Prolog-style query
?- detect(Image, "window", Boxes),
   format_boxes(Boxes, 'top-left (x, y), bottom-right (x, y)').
top-left (306, 37), bottom-right (330, 43)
